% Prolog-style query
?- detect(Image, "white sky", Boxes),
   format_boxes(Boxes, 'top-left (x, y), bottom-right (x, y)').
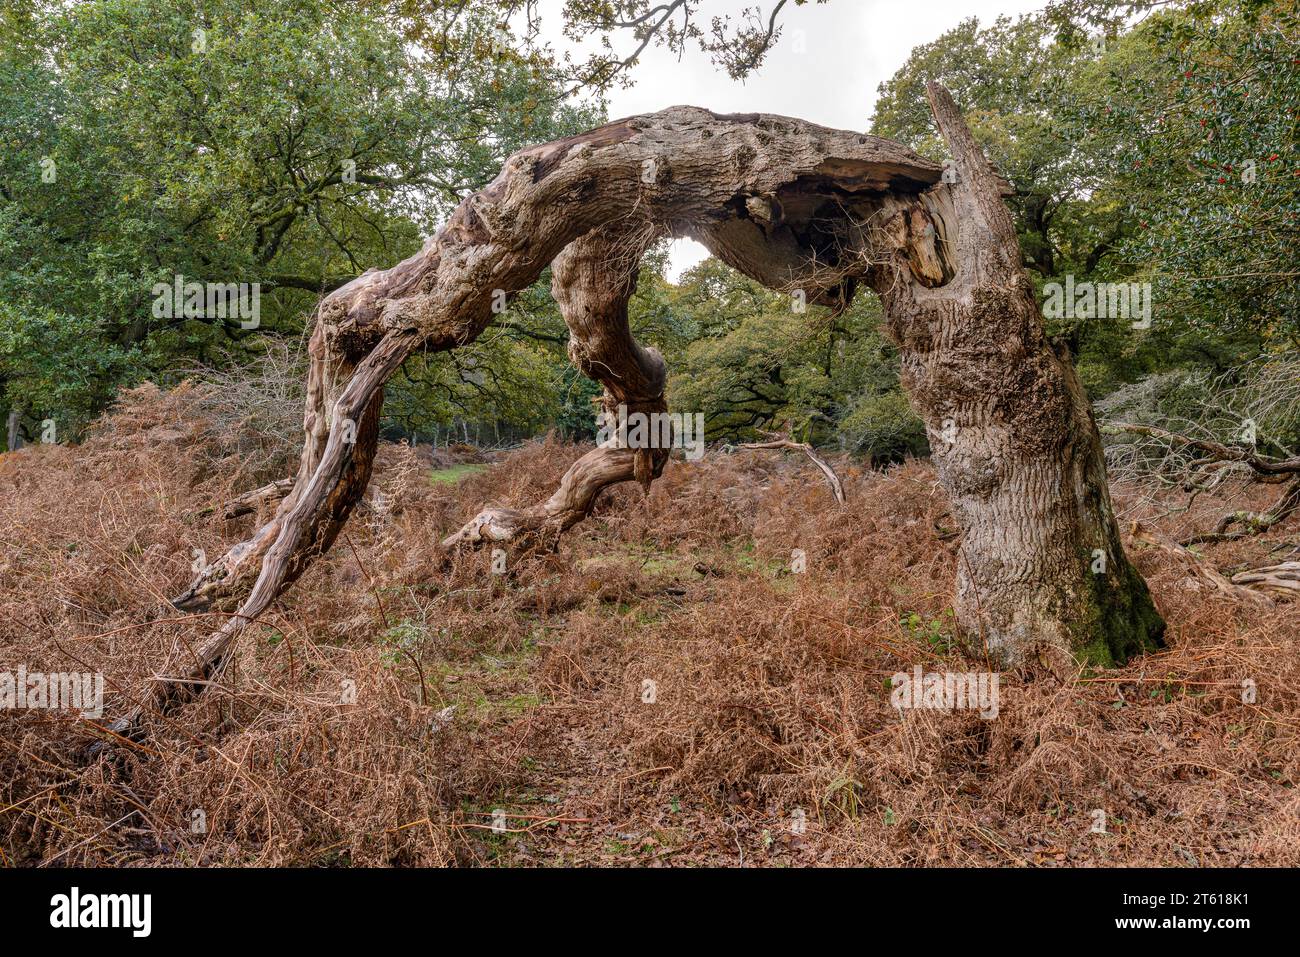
top-left (535, 0), bottom-right (1048, 279)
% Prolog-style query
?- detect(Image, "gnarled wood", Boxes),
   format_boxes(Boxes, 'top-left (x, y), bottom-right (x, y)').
top-left (1232, 562), bottom-right (1300, 598)
top-left (90, 106), bottom-right (943, 747)
top-left (177, 106), bottom-right (942, 613)
top-left (443, 221), bottom-right (669, 547)
top-left (102, 95), bottom-right (1166, 749)
top-left (861, 84), bottom-right (1165, 667)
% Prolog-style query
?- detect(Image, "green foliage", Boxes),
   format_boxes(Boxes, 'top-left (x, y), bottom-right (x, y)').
top-left (0, 0), bottom-right (598, 439)
top-left (2, 0), bottom-right (1291, 463)
top-left (871, 1), bottom-right (1297, 401)
top-left (1090, 1), bottom-right (1299, 338)
top-left (899, 610), bottom-right (955, 653)
top-left (428, 464), bottom-right (489, 484)
top-left (658, 258), bottom-right (925, 459)
top-left (0, 305), bottom-right (141, 433)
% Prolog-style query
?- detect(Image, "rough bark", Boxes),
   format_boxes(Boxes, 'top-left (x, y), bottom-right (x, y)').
top-left (119, 94), bottom-right (1166, 745)
top-left (6, 409), bottom-right (20, 452)
top-left (96, 106), bottom-right (941, 743)
top-left (862, 85), bottom-right (1165, 667)
top-left (177, 107), bottom-right (940, 609)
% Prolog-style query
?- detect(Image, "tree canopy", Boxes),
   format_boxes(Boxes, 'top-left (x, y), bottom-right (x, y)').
top-left (2, 0), bottom-right (1295, 459)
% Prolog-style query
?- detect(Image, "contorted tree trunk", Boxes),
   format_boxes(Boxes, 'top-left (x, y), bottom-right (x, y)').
top-left (441, 221), bottom-right (671, 547)
top-left (865, 85), bottom-right (1165, 667)
top-left (130, 89), bottom-right (1161, 743)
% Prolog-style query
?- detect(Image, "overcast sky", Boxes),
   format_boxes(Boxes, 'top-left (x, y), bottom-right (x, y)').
top-left (539, 0), bottom-right (1048, 278)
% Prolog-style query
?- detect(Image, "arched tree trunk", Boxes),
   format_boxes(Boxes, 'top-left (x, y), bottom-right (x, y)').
top-left (119, 91), bottom-right (1164, 744)
top-left (172, 105), bottom-right (944, 629)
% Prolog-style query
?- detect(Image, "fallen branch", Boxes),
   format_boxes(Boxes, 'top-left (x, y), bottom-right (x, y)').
top-left (1181, 475), bottom-right (1300, 546)
top-left (732, 432), bottom-right (847, 505)
top-left (1230, 561), bottom-right (1300, 598)
top-left (98, 327), bottom-right (418, 750)
top-left (1108, 423), bottom-right (1300, 546)
top-left (1107, 422), bottom-right (1300, 476)
top-left (1128, 521), bottom-right (1272, 606)
top-left (201, 477), bottom-right (296, 520)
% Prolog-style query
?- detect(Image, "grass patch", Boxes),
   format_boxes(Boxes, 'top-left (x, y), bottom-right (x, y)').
top-left (430, 463), bottom-right (488, 484)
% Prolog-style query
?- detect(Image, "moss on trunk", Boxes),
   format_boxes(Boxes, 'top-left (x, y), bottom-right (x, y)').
top-left (1074, 556), bottom-right (1166, 667)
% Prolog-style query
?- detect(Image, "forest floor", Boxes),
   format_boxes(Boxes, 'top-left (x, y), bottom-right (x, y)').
top-left (2, 383), bottom-right (1298, 867)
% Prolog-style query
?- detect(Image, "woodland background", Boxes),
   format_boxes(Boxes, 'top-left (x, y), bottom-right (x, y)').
top-left (2, 0), bottom-right (1296, 459)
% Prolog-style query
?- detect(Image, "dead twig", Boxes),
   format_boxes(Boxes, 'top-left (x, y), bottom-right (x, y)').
top-left (732, 431), bottom-right (847, 505)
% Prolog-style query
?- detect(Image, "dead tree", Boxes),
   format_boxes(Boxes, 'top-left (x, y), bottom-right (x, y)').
top-left (1106, 419), bottom-right (1300, 600)
top-left (121, 86), bottom-right (1167, 741)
